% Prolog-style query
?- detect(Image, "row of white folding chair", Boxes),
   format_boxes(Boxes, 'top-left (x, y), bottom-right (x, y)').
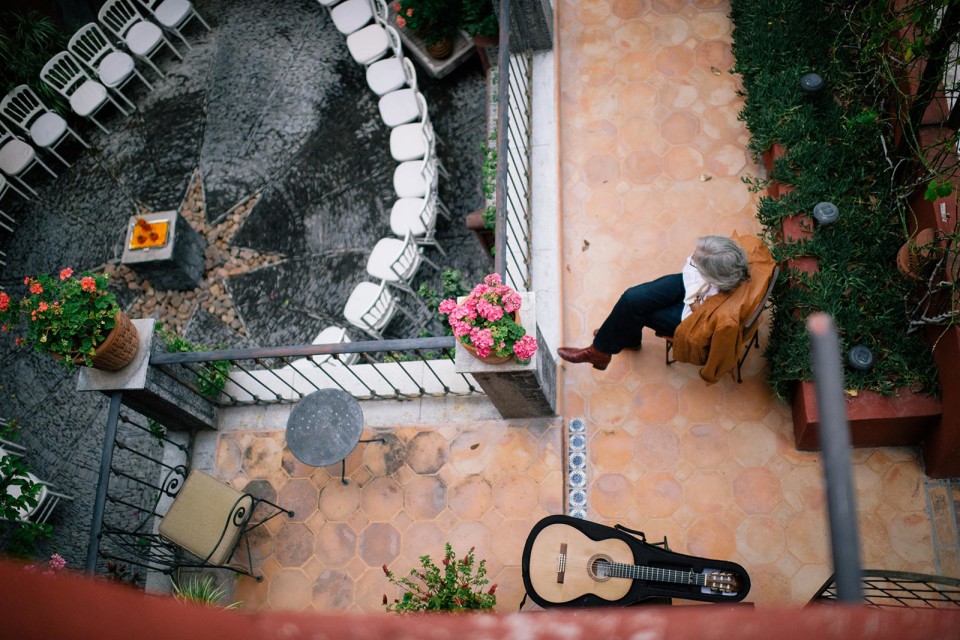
top-left (0, 85), bottom-right (91, 169)
top-left (98, 0), bottom-right (192, 79)
top-left (69, 22), bottom-right (155, 108)
top-left (0, 124), bottom-right (58, 199)
top-left (40, 51), bottom-right (131, 135)
top-left (366, 229), bottom-right (439, 295)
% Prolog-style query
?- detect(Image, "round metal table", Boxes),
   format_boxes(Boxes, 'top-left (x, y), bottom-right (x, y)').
top-left (285, 389), bottom-right (381, 484)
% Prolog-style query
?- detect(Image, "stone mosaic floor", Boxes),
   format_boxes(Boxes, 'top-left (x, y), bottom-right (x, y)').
top-left (213, 420), bottom-right (562, 613)
top-left (555, 0), bottom-right (957, 606)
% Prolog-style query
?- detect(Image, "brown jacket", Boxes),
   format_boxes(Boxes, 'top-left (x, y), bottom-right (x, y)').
top-left (671, 233), bottom-right (776, 384)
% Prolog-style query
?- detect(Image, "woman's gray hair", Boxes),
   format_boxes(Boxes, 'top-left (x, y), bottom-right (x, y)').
top-left (693, 236), bottom-right (750, 291)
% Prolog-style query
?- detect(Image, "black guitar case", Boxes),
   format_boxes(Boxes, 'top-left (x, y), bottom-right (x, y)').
top-left (521, 514), bottom-right (751, 608)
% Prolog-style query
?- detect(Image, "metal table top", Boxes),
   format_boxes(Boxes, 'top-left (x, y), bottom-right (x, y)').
top-left (285, 389), bottom-right (364, 467)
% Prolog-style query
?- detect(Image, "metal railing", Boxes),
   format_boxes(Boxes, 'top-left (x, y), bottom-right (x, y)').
top-left (811, 570), bottom-right (960, 608)
top-left (85, 392), bottom-right (189, 576)
top-left (494, 0), bottom-right (534, 291)
top-left (149, 337), bottom-right (481, 407)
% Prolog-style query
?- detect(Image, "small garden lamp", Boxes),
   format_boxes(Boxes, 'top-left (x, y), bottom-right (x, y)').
top-left (800, 73), bottom-right (824, 94)
top-left (813, 202), bottom-right (839, 226)
top-left (847, 345), bottom-right (873, 372)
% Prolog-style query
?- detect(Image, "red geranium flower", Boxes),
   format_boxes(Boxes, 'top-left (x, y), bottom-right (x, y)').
top-left (80, 277), bottom-right (97, 292)
top-left (59, 268), bottom-right (74, 280)
top-left (29, 282), bottom-right (43, 295)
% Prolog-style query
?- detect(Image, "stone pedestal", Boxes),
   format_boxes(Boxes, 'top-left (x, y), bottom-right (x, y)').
top-left (120, 211), bottom-right (206, 291)
top-left (454, 293), bottom-right (556, 418)
top-left (77, 319), bottom-right (216, 431)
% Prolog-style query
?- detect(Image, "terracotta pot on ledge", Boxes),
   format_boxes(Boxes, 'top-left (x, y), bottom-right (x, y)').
top-left (425, 34), bottom-right (453, 59)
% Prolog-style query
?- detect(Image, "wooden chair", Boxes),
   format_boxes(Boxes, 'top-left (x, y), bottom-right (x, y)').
top-left (661, 266), bottom-right (779, 383)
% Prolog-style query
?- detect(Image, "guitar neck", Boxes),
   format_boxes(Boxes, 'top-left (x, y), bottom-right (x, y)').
top-left (607, 562), bottom-right (706, 587)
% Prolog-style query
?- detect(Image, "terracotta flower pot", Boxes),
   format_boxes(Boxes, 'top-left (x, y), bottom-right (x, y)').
top-left (75, 311), bottom-right (140, 371)
top-left (425, 35), bottom-right (453, 59)
top-left (897, 227), bottom-right (937, 280)
top-left (459, 310), bottom-right (519, 364)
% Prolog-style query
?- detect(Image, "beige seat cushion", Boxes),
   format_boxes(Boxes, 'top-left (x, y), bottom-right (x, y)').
top-left (158, 471), bottom-right (252, 566)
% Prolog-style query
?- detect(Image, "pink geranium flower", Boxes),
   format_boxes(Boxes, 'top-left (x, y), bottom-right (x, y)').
top-left (437, 274), bottom-right (532, 362)
top-left (476, 298), bottom-right (503, 322)
top-left (513, 334), bottom-right (538, 361)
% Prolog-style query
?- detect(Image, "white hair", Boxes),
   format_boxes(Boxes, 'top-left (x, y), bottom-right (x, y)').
top-left (693, 236), bottom-right (750, 291)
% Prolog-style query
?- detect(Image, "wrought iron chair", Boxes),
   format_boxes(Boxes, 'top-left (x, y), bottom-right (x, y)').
top-left (810, 570), bottom-right (960, 608)
top-left (660, 265), bottom-right (779, 383)
top-left (100, 467), bottom-right (293, 581)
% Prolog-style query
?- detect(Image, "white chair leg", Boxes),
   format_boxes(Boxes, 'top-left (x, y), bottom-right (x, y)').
top-left (0, 216), bottom-right (13, 233)
top-left (171, 28), bottom-right (193, 51)
top-left (67, 126), bottom-right (91, 149)
top-left (419, 235), bottom-right (446, 257)
top-left (421, 253), bottom-right (439, 271)
top-left (105, 93), bottom-right (131, 116)
top-left (88, 115), bottom-right (111, 134)
top-left (140, 55), bottom-right (166, 78)
top-left (34, 156), bottom-right (57, 178)
top-left (362, 325), bottom-right (384, 340)
top-left (437, 158), bottom-right (450, 179)
top-left (194, 10), bottom-right (212, 30)
top-left (0, 249), bottom-right (6, 266)
top-left (164, 36), bottom-right (184, 60)
top-left (437, 196), bottom-right (451, 220)
top-left (111, 87), bottom-right (137, 112)
top-left (388, 280), bottom-right (416, 296)
top-left (395, 304), bottom-right (417, 323)
top-left (0, 209), bottom-right (15, 224)
top-left (11, 176), bottom-right (38, 197)
top-left (45, 146), bottom-right (71, 167)
top-left (3, 179), bottom-right (32, 200)
top-left (134, 68), bottom-right (155, 91)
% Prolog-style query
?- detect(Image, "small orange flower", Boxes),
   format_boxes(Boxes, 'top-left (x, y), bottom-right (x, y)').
top-left (80, 277), bottom-right (97, 293)
top-left (29, 282), bottom-right (43, 295)
top-left (406, 7), bottom-right (412, 16)
top-left (59, 268), bottom-right (73, 280)
top-left (37, 302), bottom-right (49, 313)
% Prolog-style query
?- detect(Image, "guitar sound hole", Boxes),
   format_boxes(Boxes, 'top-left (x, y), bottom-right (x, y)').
top-left (588, 555), bottom-right (613, 582)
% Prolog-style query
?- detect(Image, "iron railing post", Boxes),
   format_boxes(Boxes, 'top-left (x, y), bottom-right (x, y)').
top-left (494, 0), bottom-right (511, 280)
top-left (85, 390), bottom-right (123, 573)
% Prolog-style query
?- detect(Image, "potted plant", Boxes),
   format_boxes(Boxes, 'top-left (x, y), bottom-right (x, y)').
top-left (0, 268), bottom-right (139, 371)
top-left (382, 543), bottom-right (497, 612)
top-left (392, 0), bottom-right (457, 58)
top-left (438, 273), bottom-right (537, 364)
top-left (460, 0), bottom-right (498, 44)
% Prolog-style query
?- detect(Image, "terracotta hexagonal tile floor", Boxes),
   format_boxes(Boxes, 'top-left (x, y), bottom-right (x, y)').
top-left (556, 0), bottom-right (944, 608)
top-left (221, 420), bottom-right (561, 613)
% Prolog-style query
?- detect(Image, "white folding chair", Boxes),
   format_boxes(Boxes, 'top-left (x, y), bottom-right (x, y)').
top-left (0, 85), bottom-right (90, 168)
top-left (136, 0), bottom-right (211, 51)
top-left (393, 143), bottom-right (441, 199)
top-left (41, 51), bottom-right (131, 134)
top-left (378, 86), bottom-right (423, 128)
top-left (0, 123), bottom-right (57, 197)
top-left (0, 463), bottom-right (73, 525)
top-left (389, 92), bottom-right (433, 160)
top-left (366, 45), bottom-right (414, 97)
top-left (290, 326), bottom-right (359, 373)
top-left (331, 0), bottom-right (375, 35)
top-left (317, 0), bottom-right (342, 10)
top-left (345, 1), bottom-right (390, 65)
top-left (99, 0), bottom-right (182, 78)
top-left (343, 280), bottom-right (415, 340)
top-left (0, 249), bottom-right (6, 265)
top-left (390, 192), bottom-right (449, 256)
top-left (69, 22), bottom-right (154, 110)
top-left (366, 230), bottom-right (438, 295)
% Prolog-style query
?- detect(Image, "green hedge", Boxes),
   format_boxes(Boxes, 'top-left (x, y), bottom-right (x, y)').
top-left (731, 0), bottom-right (937, 399)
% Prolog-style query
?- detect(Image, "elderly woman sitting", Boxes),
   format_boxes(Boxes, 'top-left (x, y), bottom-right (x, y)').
top-left (558, 233), bottom-right (775, 382)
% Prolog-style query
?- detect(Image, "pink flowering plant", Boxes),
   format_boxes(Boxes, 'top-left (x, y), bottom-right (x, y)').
top-left (0, 268), bottom-right (120, 369)
top-left (438, 273), bottom-right (537, 363)
top-left (392, 0), bottom-right (457, 44)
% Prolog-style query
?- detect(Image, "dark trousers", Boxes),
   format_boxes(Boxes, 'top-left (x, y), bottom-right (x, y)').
top-left (593, 274), bottom-right (685, 354)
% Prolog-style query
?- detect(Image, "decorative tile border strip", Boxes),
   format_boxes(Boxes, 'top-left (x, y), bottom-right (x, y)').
top-left (568, 418), bottom-right (588, 519)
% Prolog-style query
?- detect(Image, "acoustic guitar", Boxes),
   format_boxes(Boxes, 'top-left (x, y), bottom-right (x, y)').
top-left (522, 515), bottom-right (749, 606)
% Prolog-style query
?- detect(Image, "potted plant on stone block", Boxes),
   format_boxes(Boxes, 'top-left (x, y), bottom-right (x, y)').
top-left (382, 543), bottom-right (497, 612)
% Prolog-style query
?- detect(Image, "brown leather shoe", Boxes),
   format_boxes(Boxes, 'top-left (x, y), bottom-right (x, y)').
top-left (557, 344), bottom-right (612, 370)
top-left (593, 330), bottom-right (641, 351)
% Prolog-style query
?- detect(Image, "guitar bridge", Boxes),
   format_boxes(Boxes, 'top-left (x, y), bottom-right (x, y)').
top-left (557, 543), bottom-right (567, 584)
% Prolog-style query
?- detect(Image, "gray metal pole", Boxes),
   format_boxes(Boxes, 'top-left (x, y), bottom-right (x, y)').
top-left (85, 390), bottom-right (123, 573)
top-left (807, 313), bottom-right (863, 602)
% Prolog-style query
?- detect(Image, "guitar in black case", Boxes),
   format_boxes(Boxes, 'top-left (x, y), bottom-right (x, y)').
top-left (521, 514), bottom-right (751, 607)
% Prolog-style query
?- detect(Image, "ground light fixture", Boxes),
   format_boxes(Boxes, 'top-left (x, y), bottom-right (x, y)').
top-left (847, 345), bottom-right (874, 372)
top-left (800, 72), bottom-right (824, 93)
top-left (813, 201), bottom-right (839, 225)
